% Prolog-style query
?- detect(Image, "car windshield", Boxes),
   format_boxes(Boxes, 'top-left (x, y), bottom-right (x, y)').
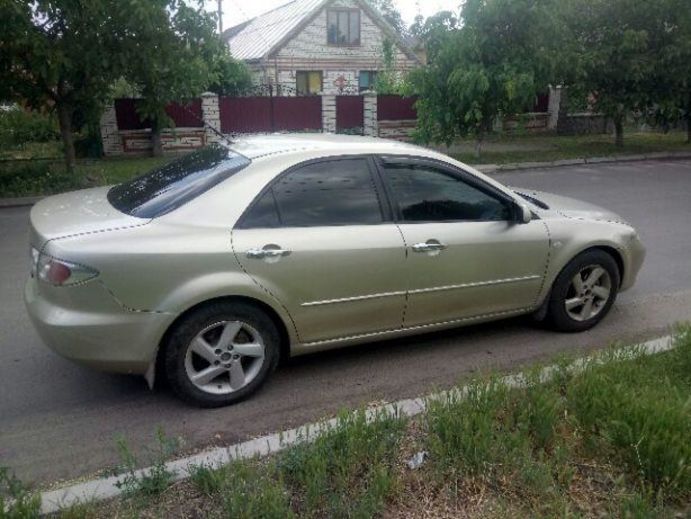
top-left (108, 144), bottom-right (251, 218)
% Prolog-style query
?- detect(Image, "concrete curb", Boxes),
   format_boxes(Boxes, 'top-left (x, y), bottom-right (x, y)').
top-left (1, 153), bottom-right (690, 208)
top-left (35, 334), bottom-right (675, 515)
top-left (0, 195), bottom-right (43, 208)
top-left (472, 151), bottom-right (691, 174)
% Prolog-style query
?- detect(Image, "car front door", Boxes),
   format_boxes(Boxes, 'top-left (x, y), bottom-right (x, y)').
top-left (378, 157), bottom-right (550, 328)
top-left (232, 157), bottom-right (407, 345)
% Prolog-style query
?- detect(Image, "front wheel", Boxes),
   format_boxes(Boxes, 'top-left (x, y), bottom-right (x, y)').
top-left (164, 302), bottom-right (280, 407)
top-left (547, 250), bottom-right (620, 332)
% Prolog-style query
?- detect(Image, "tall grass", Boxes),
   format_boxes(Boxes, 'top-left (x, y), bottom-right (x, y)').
top-left (425, 326), bottom-right (691, 515)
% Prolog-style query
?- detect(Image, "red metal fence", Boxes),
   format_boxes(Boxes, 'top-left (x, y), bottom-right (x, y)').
top-left (336, 95), bottom-right (364, 132)
top-left (532, 92), bottom-right (550, 113)
top-left (377, 95), bottom-right (417, 121)
top-left (219, 96), bottom-right (322, 134)
top-left (114, 99), bottom-right (203, 130)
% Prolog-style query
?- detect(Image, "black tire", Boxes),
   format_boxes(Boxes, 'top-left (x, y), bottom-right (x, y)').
top-left (164, 301), bottom-right (280, 407)
top-left (547, 249), bottom-right (620, 332)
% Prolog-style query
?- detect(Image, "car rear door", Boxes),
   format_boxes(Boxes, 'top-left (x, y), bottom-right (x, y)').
top-left (232, 156), bottom-right (407, 345)
top-left (377, 157), bottom-right (550, 328)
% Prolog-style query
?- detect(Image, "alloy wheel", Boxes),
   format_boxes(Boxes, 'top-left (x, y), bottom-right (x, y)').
top-left (184, 320), bottom-right (265, 395)
top-left (563, 264), bottom-right (612, 322)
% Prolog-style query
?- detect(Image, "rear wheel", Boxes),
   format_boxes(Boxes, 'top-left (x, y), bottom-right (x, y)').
top-left (164, 302), bottom-right (280, 407)
top-left (547, 250), bottom-right (620, 332)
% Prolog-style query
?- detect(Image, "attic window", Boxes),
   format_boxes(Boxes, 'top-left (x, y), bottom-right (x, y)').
top-left (327, 9), bottom-right (360, 45)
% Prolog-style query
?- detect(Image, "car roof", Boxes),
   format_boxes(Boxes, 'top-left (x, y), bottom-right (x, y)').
top-left (224, 133), bottom-right (431, 160)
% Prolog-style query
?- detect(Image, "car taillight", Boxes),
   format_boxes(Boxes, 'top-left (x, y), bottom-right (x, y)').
top-left (34, 252), bottom-right (98, 286)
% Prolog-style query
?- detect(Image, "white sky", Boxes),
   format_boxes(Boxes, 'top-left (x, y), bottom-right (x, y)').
top-left (206, 0), bottom-right (463, 31)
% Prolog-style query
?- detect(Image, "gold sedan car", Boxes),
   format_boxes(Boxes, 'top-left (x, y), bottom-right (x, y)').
top-left (25, 134), bottom-right (645, 407)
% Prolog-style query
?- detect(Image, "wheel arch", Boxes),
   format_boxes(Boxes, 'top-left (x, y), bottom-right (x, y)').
top-left (535, 243), bottom-right (625, 321)
top-left (151, 295), bottom-right (293, 388)
top-left (590, 245), bottom-right (624, 286)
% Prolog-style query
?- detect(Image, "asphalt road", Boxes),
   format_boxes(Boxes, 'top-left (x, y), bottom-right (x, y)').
top-left (2, 159), bottom-right (691, 487)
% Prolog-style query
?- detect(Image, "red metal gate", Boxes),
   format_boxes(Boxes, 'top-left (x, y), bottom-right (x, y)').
top-left (336, 95), bottom-right (364, 133)
top-left (220, 96), bottom-right (322, 134)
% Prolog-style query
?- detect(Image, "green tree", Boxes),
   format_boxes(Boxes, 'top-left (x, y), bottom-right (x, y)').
top-left (561, 0), bottom-right (686, 146)
top-left (208, 53), bottom-right (253, 97)
top-left (0, 0), bottom-right (124, 172)
top-left (367, 0), bottom-right (405, 35)
top-left (648, 0), bottom-right (691, 143)
top-left (119, 1), bottom-right (224, 156)
top-left (410, 0), bottom-right (557, 157)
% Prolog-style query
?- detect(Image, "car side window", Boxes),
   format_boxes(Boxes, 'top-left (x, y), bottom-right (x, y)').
top-left (382, 162), bottom-right (511, 222)
top-left (241, 189), bottom-right (280, 228)
top-left (242, 158), bottom-right (384, 228)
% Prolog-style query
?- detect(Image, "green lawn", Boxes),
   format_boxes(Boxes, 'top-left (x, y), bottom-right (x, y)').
top-left (447, 130), bottom-right (691, 165)
top-left (0, 155), bottom-right (171, 198)
top-left (4, 327), bottom-right (689, 518)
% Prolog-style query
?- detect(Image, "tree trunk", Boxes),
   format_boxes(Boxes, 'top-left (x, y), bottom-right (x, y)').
top-left (151, 118), bottom-right (163, 157)
top-left (686, 94), bottom-right (691, 144)
top-left (614, 116), bottom-right (624, 148)
top-left (474, 130), bottom-right (484, 159)
top-left (56, 102), bottom-right (77, 173)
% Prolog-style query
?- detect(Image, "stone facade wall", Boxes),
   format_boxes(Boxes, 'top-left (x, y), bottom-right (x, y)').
top-left (502, 113), bottom-right (551, 133)
top-left (321, 95), bottom-right (337, 133)
top-left (251, 0), bottom-right (418, 96)
top-left (201, 92), bottom-right (222, 143)
top-left (118, 129), bottom-right (207, 154)
top-left (99, 104), bottom-right (124, 156)
top-left (377, 119), bottom-right (415, 140)
top-left (558, 113), bottom-right (611, 135)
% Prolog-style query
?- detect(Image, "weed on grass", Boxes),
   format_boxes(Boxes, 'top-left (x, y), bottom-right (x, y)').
top-left (422, 326), bottom-right (691, 516)
top-left (0, 467), bottom-right (40, 519)
top-left (277, 408), bottom-right (406, 518)
top-left (114, 427), bottom-right (179, 498)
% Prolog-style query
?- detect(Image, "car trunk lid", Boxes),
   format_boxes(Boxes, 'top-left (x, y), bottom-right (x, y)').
top-left (30, 186), bottom-right (151, 249)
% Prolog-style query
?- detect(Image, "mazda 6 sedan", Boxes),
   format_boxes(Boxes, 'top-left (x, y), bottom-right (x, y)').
top-left (25, 134), bottom-right (645, 407)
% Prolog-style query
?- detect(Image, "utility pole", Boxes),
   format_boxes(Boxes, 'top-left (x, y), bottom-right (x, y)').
top-left (217, 0), bottom-right (223, 35)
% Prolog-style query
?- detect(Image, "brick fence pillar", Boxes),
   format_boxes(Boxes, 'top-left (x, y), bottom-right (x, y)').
top-left (547, 85), bottom-right (563, 131)
top-left (201, 92), bottom-right (221, 143)
top-left (363, 91), bottom-right (378, 136)
top-left (321, 95), bottom-right (336, 133)
top-left (99, 104), bottom-right (123, 156)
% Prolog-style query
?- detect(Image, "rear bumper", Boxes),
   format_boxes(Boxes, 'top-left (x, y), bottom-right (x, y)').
top-left (24, 277), bottom-right (173, 375)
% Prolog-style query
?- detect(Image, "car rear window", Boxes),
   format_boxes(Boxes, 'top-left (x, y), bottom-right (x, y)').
top-left (107, 144), bottom-right (251, 218)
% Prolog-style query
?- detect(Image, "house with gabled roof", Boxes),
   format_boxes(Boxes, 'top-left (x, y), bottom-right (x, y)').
top-left (223, 0), bottom-right (421, 96)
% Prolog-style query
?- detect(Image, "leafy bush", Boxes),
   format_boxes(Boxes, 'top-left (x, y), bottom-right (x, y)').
top-left (0, 160), bottom-right (80, 197)
top-left (0, 108), bottom-right (59, 147)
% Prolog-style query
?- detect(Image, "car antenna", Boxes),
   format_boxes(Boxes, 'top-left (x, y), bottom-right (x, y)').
top-left (177, 100), bottom-right (235, 146)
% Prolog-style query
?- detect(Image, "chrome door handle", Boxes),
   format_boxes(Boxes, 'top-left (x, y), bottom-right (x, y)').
top-left (246, 247), bottom-right (291, 259)
top-left (412, 241), bottom-right (448, 253)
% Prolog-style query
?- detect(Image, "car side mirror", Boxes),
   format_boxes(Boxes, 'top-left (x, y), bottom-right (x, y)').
top-left (515, 202), bottom-right (532, 224)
